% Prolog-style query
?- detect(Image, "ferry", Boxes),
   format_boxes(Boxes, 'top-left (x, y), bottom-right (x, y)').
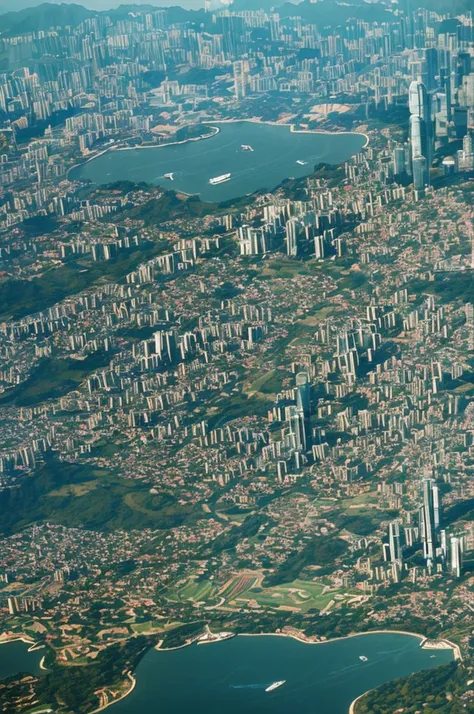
top-left (241, 144), bottom-right (254, 152)
top-left (296, 160), bottom-right (307, 165)
top-left (265, 680), bottom-right (286, 692)
top-left (359, 656), bottom-right (368, 662)
top-left (164, 172), bottom-right (174, 180)
top-left (209, 173), bottom-right (231, 185)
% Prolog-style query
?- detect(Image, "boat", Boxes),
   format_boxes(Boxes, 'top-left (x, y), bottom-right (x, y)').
top-left (241, 144), bottom-right (254, 152)
top-left (209, 173), bottom-right (231, 185)
top-left (265, 680), bottom-right (286, 692)
top-left (296, 160), bottom-right (307, 165)
top-left (359, 656), bottom-right (368, 662)
top-left (164, 172), bottom-right (174, 180)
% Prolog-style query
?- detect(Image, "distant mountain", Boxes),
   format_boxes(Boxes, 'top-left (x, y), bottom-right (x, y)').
top-left (0, 1), bottom-right (211, 32)
top-left (0, 0), bottom-right (471, 30)
top-left (398, 0), bottom-right (473, 13)
top-left (0, 2), bottom-right (93, 33)
top-left (0, 0), bottom-right (207, 13)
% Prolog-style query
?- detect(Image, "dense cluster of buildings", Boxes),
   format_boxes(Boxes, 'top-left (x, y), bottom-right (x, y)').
top-left (384, 476), bottom-right (466, 583)
top-left (0, 0), bottom-right (474, 665)
top-left (0, 4), bottom-right (473, 217)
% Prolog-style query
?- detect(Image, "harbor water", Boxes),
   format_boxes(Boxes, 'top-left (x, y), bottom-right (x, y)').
top-left (110, 632), bottom-right (453, 714)
top-left (70, 121), bottom-right (367, 202)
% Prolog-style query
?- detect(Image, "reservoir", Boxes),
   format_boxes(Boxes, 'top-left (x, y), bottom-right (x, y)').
top-left (70, 122), bottom-right (367, 202)
top-left (0, 640), bottom-right (43, 680)
top-left (111, 633), bottom-right (453, 714)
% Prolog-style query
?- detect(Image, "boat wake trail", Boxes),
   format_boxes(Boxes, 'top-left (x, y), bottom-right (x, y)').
top-left (230, 683), bottom-right (268, 690)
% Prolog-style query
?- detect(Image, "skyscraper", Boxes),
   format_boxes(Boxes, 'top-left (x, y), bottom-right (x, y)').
top-left (412, 154), bottom-right (427, 191)
top-left (296, 372), bottom-right (311, 450)
top-left (388, 521), bottom-right (402, 562)
top-left (440, 64), bottom-right (452, 122)
top-left (450, 536), bottom-right (463, 578)
top-left (286, 218), bottom-right (299, 256)
top-left (409, 79), bottom-right (433, 187)
top-left (233, 60), bottom-right (248, 101)
top-left (393, 146), bottom-right (406, 177)
top-left (423, 48), bottom-right (439, 92)
top-left (288, 405), bottom-right (306, 452)
top-left (419, 478), bottom-right (441, 564)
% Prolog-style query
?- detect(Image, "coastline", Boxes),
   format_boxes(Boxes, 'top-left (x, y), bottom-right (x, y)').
top-left (67, 117), bottom-right (368, 179)
top-left (349, 688), bottom-right (373, 714)
top-left (241, 628), bottom-right (461, 661)
top-left (1, 626), bottom-right (459, 714)
top-left (89, 671), bottom-right (136, 714)
top-left (346, 634), bottom-right (462, 714)
top-left (67, 125), bottom-right (220, 178)
top-left (0, 634), bottom-right (36, 647)
top-left (242, 628), bottom-right (417, 647)
top-left (115, 124), bottom-right (219, 151)
top-left (209, 118), bottom-right (370, 149)
top-left (86, 627), bottom-right (457, 714)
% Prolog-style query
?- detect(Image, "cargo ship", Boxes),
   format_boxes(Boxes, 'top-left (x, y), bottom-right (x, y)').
top-left (265, 681), bottom-right (286, 692)
top-left (209, 173), bottom-right (231, 185)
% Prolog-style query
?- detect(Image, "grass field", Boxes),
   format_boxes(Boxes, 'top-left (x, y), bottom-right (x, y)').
top-left (131, 620), bottom-right (166, 634)
top-left (167, 578), bottom-right (219, 604)
top-left (179, 581), bottom-right (217, 602)
top-left (165, 571), bottom-right (352, 614)
top-left (341, 492), bottom-right (379, 510)
top-left (234, 579), bottom-right (338, 612)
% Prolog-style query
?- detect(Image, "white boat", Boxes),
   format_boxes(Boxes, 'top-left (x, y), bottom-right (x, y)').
top-left (296, 160), bottom-right (307, 165)
top-left (209, 173), bottom-right (231, 185)
top-left (164, 172), bottom-right (174, 180)
top-left (265, 680), bottom-right (286, 692)
top-left (241, 144), bottom-right (254, 152)
top-left (359, 656), bottom-right (368, 662)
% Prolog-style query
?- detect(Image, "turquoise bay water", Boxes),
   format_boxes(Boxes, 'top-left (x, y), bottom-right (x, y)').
top-left (111, 633), bottom-right (452, 714)
top-left (70, 122), bottom-right (366, 202)
top-left (0, 640), bottom-right (43, 680)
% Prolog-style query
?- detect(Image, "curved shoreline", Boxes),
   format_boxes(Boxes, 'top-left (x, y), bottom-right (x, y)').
top-left (209, 118), bottom-right (370, 149)
top-left (239, 628), bottom-right (427, 646)
top-left (0, 635), bottom-right (36, 647)
top-left (67, 118), bottom-right (368, 180)
top-left (349, 688), bottom-right (372, 714)
top-left (116, 124), bottom-right (220, 151)
top-left (114, 628), bottom-right (458, 714)
top-left (89, 671), bottom-right (136, 714)
top-left (67, 125), bottom-right (220, 178)
top-left (343, 633), bottom-right (461, 714)
top-left (0, 629), bottom-right (457, 714)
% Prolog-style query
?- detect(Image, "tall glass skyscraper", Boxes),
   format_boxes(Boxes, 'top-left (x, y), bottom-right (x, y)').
top-left (409, 79), bottom-right (434, 187)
